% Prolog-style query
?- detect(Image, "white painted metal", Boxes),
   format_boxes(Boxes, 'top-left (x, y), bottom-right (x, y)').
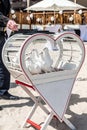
top-left (2, 32), bottom-right (85, 129)
top-left (20, 82), bottom-right (77, 130)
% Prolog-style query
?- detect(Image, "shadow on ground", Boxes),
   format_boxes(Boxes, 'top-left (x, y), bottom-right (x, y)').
top-left (50, 93), bottom-right (87, 130)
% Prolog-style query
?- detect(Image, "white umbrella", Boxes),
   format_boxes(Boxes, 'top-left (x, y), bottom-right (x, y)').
top-left (25, 0), bottom-right (86, 11)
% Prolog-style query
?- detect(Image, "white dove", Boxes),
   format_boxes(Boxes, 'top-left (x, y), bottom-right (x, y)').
top-left (39, 48), bottom-right (53, 73)
top-left (25, 49), bottom-right (42, 74)
top-left (25, 52), bottom-right (32, 68)
top-left (43, 47), bottom-right (53, 65)
top-left (26, 57), bottom-right (42, 75)
top-left (30, 49), bottom-right (39, 63)
top-left (25, 57), bottom-right (30, 69)
top-left (38, 52), bottom-right (46, 72)
top-left (11, 52), bottom-right (20, 68)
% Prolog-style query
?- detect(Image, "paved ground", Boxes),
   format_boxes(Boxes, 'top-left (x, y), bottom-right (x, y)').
top-left (0, 43), bottom-right (87, 130)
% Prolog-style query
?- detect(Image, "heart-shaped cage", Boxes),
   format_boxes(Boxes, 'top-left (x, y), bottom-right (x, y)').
top-left (2, 32), bottom-right (85, 121)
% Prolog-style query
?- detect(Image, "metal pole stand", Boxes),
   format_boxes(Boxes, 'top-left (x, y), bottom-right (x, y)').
top-left (15, 80), bottom-right (76, 130)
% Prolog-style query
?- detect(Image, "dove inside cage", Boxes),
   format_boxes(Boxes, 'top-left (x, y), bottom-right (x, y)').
top-left (2, 33), bottom-right (84, 77)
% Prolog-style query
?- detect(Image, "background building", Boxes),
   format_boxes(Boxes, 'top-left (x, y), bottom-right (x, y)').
top-left (70, 0), bottom-right (87, 7)
top-left (10, 0), bottom-right (87, 10)
top-left (10, 0), bottom-right (87, 28)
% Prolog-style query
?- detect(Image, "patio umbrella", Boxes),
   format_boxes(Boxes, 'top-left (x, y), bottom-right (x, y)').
top-left (25, 0), bottom-right (86, 11)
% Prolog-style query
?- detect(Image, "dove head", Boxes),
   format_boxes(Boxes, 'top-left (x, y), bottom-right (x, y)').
top-left (43, 47), bottom-right (48, 52)
top-left (25, 52), bottom-right (32, 60)
top-left (39, 52), bottom-right (44, 59)
top-left (31, 49), bottom-right (39, 57)
top-left (43, 47), bottom-right (50, 56)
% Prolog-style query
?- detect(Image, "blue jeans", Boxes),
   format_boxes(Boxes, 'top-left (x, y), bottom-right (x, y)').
top-left (0, 32), bottom-right (10, 95)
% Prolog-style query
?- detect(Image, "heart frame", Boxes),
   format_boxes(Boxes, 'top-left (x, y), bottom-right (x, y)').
top-left (2, 32), bottom-right (85, 121)
top-left (19, 32), bottom-right (85, 121)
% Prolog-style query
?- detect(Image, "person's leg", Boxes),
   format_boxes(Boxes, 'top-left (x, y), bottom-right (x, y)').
top-left (0, 62), bottom-right (10, 95)
top-left (0, 106), bottom-right (3, 110)
top-left (0, 33), bottom-right (19, 100)
top-left (0, 34), bottom-right (8, 94)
